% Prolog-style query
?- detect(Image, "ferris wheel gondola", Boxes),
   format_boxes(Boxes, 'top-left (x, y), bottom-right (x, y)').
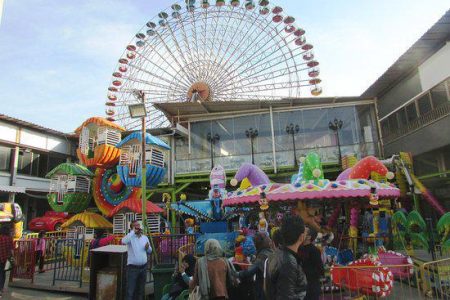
top-left (106, 0), bottom-right (323, 130)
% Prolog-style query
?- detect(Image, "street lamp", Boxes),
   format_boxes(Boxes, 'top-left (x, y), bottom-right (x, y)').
top-left (206, 132), bottom-right (220, 169)
top-left (328, 118), bottom-right (343, 167)
top-left (245, 128), bottom-right (258, 164)
top-left (128, 90), bottom-right (149, 236)
top-left (285, 123), bottom-right (300, 167)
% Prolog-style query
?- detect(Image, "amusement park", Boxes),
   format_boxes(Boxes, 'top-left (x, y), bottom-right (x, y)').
top-left (0, 0), bottom-right (450, 299)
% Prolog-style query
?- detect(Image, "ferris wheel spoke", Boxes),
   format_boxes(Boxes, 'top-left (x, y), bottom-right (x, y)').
top-left (152, 30), bottom-right (198, 84)
top-left (121, 74), bottom-right (186, 94)
top-left (207, 9), bottom-right (267, 86)
top-left (176, 12), bottom-right (199, 81)
top-left (127, 62), bottom-right (190, 90)
top-left (211, 10), bottom-right (275, 82)
top-left (163, 18), bottom-right (196, 79)
top-left (132, 45), bottom-right (189, 86)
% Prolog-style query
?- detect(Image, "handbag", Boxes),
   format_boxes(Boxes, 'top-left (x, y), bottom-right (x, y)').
top-left (188, 286), bottom-right (201, 300)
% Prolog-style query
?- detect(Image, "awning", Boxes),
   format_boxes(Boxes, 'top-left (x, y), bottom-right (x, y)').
top-left (0, 185), bottom-right (26, 194)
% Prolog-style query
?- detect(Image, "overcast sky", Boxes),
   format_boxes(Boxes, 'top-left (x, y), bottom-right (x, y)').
top-left (0, 1), bottom-right (448, 132)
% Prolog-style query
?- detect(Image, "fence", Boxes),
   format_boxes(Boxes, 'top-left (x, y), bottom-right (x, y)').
top-left (420, 257), bottom-right (450, 299)
top-left (153, 234), bottom-right (196, 265)
top-left (10, 240), bottom-right (36, 282)
top-left (52, 238), bottom-right (85, 288)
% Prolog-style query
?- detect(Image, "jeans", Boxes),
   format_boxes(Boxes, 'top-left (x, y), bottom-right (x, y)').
top-left (0, 262), bottom-right (6, 290)
top-left (126, 264), bottom-right (147, 300)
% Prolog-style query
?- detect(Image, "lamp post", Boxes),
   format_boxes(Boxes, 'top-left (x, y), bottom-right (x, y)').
top-left (128, 91), bottom-right (159, 263)
top-left (285, 123), bottom-right (300, 167)
top-left (328, 118), bottom-right (343, 167)
top-left (206, 132), bottom-right (220, 169)
top-left (245, 128), bottom-right (258, 164)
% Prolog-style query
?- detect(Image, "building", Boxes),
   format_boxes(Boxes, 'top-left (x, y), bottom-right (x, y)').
top-left (0, 114), bottom-right (76, 227)
top-left (363, 10), bottom-right (450, 211)
top-left (153, 97), bottom-right (379, 199)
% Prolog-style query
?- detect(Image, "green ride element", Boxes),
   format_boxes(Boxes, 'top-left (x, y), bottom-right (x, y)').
top-left (47, 193), bottom-right (91, 213)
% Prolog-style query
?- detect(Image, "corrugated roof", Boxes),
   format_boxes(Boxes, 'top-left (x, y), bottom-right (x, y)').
top-left (154, 97), bottom-right (364, 120)
top-left (62, 211), bottom-right (113, 229)
top-left (0, 114), bottom-right (68, 137)
top-left (74, 117), bottom-right (125, 134)
top-left (0, 185), bottom-right (26, 194)
top-left (362, 10), bottom-right (450, 98)
top-left (117, 131), bottom-right (170, 150)
top-left (45, 162), bottom-right (94, 178)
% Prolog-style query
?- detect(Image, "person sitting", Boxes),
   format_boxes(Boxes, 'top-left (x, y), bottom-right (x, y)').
top-left (235, 232), bottom-right (273, 300)
top-left (266, 215), bottom-right (307, 300)
top-left (162, 254), bottom-right (196, 300)
top-left (298, 227), bottom-right (324, 300)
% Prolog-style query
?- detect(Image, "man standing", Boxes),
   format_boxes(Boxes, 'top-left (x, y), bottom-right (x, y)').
top-left (122, 220), bottom-right (152, 300)
top-left (266, 215), bottom-right (307, 300)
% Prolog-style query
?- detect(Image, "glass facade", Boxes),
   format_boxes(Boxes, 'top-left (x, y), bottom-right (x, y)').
top-left (175, 104), bottom-right (379, 174)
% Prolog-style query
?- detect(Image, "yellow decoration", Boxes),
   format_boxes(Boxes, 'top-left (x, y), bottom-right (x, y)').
top-left (180, 193), bottom-right (187, 201)
top-left (61, 211), bottom-right (113, 229)
top-left (240, 178), bottom-right (252, 189)
top-left (349, 226), bottom-right (358, 254)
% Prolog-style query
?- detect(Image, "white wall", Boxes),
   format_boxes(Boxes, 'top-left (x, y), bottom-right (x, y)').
top-left (15, 175), bottom-right (50, 192)
top-left (0, 121), bottom-right (17, 142)
top-left (0, 122), bottom-right (71, 155)
top-left (419, 42), bottom-right (450, 91)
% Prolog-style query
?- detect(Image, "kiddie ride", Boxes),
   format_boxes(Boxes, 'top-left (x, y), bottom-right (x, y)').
top-left (221, 153), bottom-right (442, 298)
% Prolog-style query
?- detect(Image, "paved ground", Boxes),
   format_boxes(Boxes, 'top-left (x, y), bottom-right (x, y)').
top-left (3, 287), bottom-right (87, 300)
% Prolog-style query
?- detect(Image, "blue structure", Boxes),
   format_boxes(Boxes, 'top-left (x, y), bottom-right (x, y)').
top-left (116, 131), bottom-right (170, 188)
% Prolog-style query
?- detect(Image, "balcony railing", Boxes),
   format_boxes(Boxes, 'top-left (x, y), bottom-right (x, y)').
top-left (384, 102), bottom-right (450, 144)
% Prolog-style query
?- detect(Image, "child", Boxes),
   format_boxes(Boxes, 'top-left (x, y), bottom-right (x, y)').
top-left (35, 231), bottom-right (46, 273)
top-left (298, 227), bottom-right (324, 300)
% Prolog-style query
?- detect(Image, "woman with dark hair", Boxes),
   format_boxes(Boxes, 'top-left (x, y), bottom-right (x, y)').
top-left (234, 232), bottom-right (274, 300)
top-left (271, 228), bottom-right (283, 249)
top-left (163, 254), bottom-right (197, 300)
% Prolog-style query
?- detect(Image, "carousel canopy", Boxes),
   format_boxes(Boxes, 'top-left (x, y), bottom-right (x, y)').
top-left (45, 162), bottom-right (94, 178)
top-left (116, 131), bottom-right (170, 150)
top-left (61, 211), bottom-right (113, 229)
top-left (108, 194), bottom-right (164, 217)
top-left (223, 179), bottom-right (400, 207)
top-left (75, 116), bottom-right (125, 134)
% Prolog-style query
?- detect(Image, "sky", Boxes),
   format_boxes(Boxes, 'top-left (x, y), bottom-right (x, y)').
top-left (0, 1), bottom-right (448, 133)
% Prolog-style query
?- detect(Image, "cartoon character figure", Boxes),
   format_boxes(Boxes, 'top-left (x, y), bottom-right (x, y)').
top-left (239, 213), bottom-right (247, 229)
top-left (210, 184), bottom-right (224, 220)
top-left (185, 218), bottom-right (195, 234)
top-left (258, 212), bottom-right (268, 235)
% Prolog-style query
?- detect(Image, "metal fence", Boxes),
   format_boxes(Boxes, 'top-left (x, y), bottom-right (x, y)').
top-left (420, 257), bottom-right (450, 299)
top-left (153, 234), bottom-right (196, 265)
top-left (10, 240), bottom-right (36, 282)
top-left (52, 238), bottom-right (85, 288)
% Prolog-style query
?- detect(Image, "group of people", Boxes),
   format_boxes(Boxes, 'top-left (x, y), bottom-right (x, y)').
top-left (160, 214), bottom-right (323, 300)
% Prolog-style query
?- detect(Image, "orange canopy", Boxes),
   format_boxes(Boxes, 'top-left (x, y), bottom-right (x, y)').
top-left (75, 117), bottom-right (125, 134)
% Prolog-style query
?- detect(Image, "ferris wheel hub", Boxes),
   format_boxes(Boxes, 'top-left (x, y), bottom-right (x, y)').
top-left (187, 82), bottom-right (211, 102)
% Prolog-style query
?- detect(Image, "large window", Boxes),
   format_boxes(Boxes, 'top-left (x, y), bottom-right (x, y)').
top-left (175, 104), bottom-right (378, 173)
top-left (17, 149), bottom-right (68, 177)
top-left (0, 146), bottom-right (12, 172)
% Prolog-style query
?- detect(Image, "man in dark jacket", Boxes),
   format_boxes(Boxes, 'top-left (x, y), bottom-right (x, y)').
top-left (266, 215), bottom-right (307, 300)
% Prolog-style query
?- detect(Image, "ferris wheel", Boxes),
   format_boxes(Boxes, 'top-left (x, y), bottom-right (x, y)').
top-left (106, 0), bottom-right (322, 130)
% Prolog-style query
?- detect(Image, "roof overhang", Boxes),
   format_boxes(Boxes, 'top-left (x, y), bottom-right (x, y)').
top-left (0, 185), bottom-right (26, 194)
top-left (362, 10), bottom-right (450, 98)
top-left (154, 96), bottom-right (368, 123)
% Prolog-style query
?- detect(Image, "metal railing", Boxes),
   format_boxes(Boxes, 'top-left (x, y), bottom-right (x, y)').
top-left (52, 238), bottom-right (85, 288)
top-left (10, 240), bottom-right (36, 283)
top-left (384, 102), bottom-right (450, 144)
top-left (154, 234), bottom-right (196, 265)
top-left (419, 257), bottom-right (450, 299)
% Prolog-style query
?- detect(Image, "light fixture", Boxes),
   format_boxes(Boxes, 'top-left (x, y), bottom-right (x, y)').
top-left (128, 103), bottom-right (147, 118)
